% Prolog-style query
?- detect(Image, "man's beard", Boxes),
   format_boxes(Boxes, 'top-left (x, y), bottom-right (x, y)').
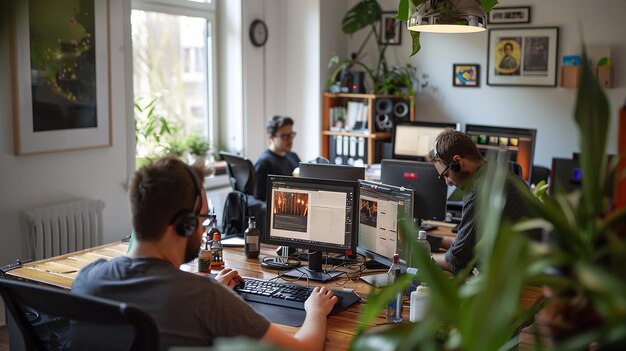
top-left (183, 233), bottom-right (202, 264)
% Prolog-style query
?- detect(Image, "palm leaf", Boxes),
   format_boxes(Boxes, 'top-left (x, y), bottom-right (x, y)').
top-left (342, 0), bottom-right (381, 34)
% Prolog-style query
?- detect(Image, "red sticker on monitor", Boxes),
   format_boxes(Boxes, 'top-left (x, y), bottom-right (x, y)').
top-left (403, 172), bottom-right (417, 180)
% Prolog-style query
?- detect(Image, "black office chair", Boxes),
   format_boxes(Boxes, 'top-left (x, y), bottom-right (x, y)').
top-left (0, 278), bottom-right (159, 351)
top-left (508, 161), bottom-right (524, 179)
top-left (218, 152), bottom-right (266, 236)
top-left (219, 152), bottom-right (255, 195)
top-left (530, 165), bottom-right (551, 186)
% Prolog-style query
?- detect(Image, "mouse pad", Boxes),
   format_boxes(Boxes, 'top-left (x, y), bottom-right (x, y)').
top-left (248, 302), bottom-right (307, 327)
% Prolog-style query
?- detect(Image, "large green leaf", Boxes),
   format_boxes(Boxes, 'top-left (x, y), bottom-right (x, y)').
top-left (575, 48), bottom-right (610, 218)
top-left (342, 0), bottom-right (381, 34)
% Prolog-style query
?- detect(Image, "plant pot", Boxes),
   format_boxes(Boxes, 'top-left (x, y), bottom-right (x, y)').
top-left (535, 295), bottom-right (603, 346)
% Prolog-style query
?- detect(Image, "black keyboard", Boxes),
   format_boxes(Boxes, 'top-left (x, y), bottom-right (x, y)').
top-left (235, 278), bottom-right (358, 315)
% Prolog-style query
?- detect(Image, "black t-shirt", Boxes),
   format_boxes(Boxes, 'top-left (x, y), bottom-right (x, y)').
top-left (253, 150), bottom-right (300, 201)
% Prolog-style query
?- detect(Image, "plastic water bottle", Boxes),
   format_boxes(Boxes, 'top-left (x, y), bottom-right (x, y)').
top-left (244, 217), bottom-right (260, 259)
top-left (386, 254), bottom-right (403, 323)
top-left (417, 230), bottom-right (431, 256)
top-left (410, 284), bottom-right (430, 322)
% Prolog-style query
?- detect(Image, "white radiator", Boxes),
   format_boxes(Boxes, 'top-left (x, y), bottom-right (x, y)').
top-left (21, 199), bottom-right (105, 260)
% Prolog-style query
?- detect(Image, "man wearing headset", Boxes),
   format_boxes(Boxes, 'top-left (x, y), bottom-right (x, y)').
top-left (72, 157), bottom-right (336, 350)
top-left (425, 129), bottom-right (535, 273)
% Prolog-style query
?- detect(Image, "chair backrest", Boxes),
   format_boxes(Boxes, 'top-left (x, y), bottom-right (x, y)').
top-left (0, 278), bottom-right (159, 351)
top-left (219, 152), bottom-right (255, 195)
top-left (531, 165), bottom-right (551, 186)
top-left (508, 161), bottom-right (523, 179)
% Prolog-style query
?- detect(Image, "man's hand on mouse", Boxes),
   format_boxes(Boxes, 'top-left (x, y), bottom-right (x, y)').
top-left (216, 268), bottom-right (244, 289)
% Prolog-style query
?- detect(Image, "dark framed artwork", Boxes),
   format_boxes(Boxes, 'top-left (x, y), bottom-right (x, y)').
top-left (10, 0), bottom-right (111, 155)
top-left (378, 11), bottom-right (402, 45)
top-left (487, 27), bottom-right (559, 87)
top-left (488, 6), bottom-right (531, 24)
top-left (453, 64), bottom-right (480, 87)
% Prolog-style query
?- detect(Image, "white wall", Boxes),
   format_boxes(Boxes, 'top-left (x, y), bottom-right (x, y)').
top-left (0, 0), bottom-right (134, 324)
top-left (345, 0), bottom-right (626, 167)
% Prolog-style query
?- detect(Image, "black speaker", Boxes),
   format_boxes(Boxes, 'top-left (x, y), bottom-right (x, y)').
top-left (374, 98), bottom-right (411, 132)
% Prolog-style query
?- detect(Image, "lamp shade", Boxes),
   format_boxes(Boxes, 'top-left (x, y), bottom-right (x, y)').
top-left (408, 0), bottom-right (486, 33)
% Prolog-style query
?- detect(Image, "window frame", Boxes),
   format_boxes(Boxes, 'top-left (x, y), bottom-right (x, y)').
top-left (131, 0), bottom-right (218, 156)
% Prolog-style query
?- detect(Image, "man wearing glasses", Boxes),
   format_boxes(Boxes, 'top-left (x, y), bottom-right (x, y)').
top-left (425, 129), bottom-right (535, 273)
top-left (254, 116), bottom-right (301, 201)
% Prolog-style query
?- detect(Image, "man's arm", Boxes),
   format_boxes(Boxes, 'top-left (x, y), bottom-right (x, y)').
top-left (432, 252), bottom-right (452, 272)
top-left (261, 286), bottom-right (337, 351)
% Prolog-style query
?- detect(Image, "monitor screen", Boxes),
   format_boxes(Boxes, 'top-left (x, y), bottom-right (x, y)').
top-left (357, 180), bottom-right (414, 268)
top-left (264, 175), bottom-right (358, 259)
top-left (392, 121), bottom-right (460, 161)
top-left (380, 159), bottom-right (448, 222)
top-left (465, 124), bottom-right (537, 183)
top-left (298, 162), bottom-right (365, 181)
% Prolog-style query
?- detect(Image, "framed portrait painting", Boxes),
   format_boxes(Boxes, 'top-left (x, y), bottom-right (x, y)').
top-left (453, 64), bottom-right (480, 87)
top-left (487, 27), bottom-right (559, 87)
top-left (378, 12), bottom-right (402, 45)
top-left (10, 0), bottom-right (111, 156)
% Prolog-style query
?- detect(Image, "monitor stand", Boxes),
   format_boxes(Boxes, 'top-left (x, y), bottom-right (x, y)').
top-left (281, 251), bottom-right (344, 282)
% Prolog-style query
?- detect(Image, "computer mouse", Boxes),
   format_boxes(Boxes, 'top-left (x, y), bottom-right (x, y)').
top-left (235, 279), bottom-right (246, 290)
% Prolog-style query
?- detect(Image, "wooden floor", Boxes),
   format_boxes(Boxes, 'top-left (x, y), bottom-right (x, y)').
top-left (0, 326), bottom-right (8, 351)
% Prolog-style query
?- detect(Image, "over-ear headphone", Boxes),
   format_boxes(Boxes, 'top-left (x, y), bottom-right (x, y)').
top-left (435, 138), bottom-right (461, 173)
top-left (171, 165), bottom-right (202, 237)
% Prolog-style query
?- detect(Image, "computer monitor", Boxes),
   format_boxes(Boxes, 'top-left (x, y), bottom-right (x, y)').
top-left (550, 158), bottom-right (581, 193)
top-left (298, 162), bottom-right (365, 181)
top-left (357, 180), bottom-right (414, 268)
top-left (464, 124), bottom-right (537, 183)
top-left (264, 175), bottom-right (358, 282)
top-left (392, 121), bottom-right (460, 161)
top-left (380, 159), bottom-right (448, 222)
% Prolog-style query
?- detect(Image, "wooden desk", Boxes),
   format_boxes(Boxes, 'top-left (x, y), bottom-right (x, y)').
top-left (5, 239), bottom-right (544, 351)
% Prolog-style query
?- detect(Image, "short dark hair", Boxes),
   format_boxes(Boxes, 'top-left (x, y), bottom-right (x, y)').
top-left (426, 128), bottom-right (484, 164)
top-left (129, 157), bottom-right (209, 241)
top-left (504, 42), bottom-right (513, 51)
top-left (266, 115), bottom-right (294, 135)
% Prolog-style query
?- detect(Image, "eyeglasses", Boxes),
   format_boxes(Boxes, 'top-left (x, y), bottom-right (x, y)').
top-left (437, 161), bottom-right (452, 180)
top-left (274, 132), bottom-right (297, 140)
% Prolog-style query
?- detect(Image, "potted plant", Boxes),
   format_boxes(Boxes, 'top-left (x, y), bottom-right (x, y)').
top-left (134, 96), bottom-right (181, 168)
top-left (350, 47), bottom-right (626, 350)
top-left (515, 49), bottom-right (626, 349)
top-left (327, 0), bottom-right (420, 96)
top-left (184, 134), bottom-right (211, 166)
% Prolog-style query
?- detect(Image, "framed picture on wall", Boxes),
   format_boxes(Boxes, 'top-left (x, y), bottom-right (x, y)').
top-left (487, 27), bottom-right (559, 87)
top-left (378, 12), bottom-right (402, 45)
top-left (453, 64), bottom-right (480, 87)
top-left (10, 0), bottom-right (111, 155)
top-left (488, 6), bottom-right (531, 24)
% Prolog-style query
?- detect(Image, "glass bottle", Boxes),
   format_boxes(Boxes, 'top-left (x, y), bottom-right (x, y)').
top-left (386, 254), bottom-right (403, 323)
top-left (208, 221), bottom-right (224, 266)
top-left (198, 232), bottom-right (212, 273)
top-left (244, 217), bottom-right (260, 259)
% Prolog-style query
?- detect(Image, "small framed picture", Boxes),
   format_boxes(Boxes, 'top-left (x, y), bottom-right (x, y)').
top-left (453, 64), bottom-right (480, 87)
top-left (488, 6), bottom-right (531, 24)
top-left (378, 12), bottom-right (401, 45)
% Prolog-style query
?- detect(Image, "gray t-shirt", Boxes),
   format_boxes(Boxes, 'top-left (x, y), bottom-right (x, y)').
top-left (72, 257), bottom-right (270, 350)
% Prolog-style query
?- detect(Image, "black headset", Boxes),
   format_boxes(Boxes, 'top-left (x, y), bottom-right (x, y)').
top-left (435, 138), bottom-right (461, 173)
top-left (171, 165), bottom-right (202, 237)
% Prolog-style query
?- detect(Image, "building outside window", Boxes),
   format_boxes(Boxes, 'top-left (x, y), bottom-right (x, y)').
top-left (131, 0), bottom-right (216, 162)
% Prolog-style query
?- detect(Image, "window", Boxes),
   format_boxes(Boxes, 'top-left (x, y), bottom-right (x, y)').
top-left (131, 0), bottom-right (216, 161)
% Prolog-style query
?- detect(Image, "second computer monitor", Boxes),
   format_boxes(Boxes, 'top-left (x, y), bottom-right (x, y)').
top-left (392, 121), bottom-right (460, 161)
top-left (358, 180), bottom-right (414, 268)
top-left (380, 159), bottom-right (448, 222)
top-left (298, 162), bottom-right (365, 181)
